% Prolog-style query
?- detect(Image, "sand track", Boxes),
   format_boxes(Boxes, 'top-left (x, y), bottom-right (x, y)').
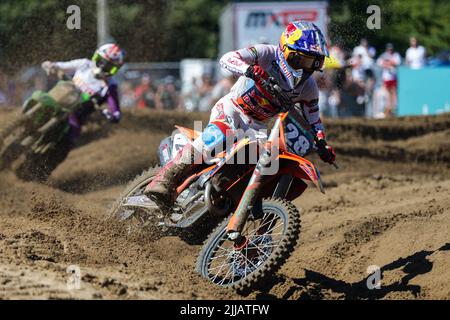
top-left (0, 109), bottom-right (449, 299)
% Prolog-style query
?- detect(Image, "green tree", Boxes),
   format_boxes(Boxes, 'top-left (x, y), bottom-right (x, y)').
top-left (161, 0), bottom-right (230, 60)
top-left (0, 0), bottom-right (167, 72)
top-left (0, 0), bottom-right (97, 73)
top-left (109, 0), bottom-right (168, 62)
top-left (328, 0), bottom-right (450, 56)
top-left (0, 0), bottom-right (449, 73)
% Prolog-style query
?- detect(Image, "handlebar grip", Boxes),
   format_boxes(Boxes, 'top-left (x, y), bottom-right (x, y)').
top-left (56, 69), bottom-right (69, 81)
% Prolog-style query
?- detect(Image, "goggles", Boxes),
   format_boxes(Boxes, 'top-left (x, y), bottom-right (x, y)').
top-left (284, 47), bottom-right (324, 72)
top-left (92, 53), bottom-right (119, 76)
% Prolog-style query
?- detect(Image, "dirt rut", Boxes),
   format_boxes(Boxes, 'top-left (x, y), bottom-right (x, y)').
top-left (0, 109), bottom-right (449, 299)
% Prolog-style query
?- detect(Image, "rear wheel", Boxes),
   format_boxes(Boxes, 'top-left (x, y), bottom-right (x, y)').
top-left (196, 197), bottom-right (301, 292)
top-left (109, 166), bottom-right (168, 238)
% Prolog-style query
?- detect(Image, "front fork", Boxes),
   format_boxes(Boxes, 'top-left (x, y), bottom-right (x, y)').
top-left (226, 116), bottom-right (287, 242)
top-left (226, 153), bottom-right (268, 241)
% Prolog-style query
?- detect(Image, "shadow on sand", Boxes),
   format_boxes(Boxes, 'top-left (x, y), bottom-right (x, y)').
top-left (256, 243), bottom-right (450, 300)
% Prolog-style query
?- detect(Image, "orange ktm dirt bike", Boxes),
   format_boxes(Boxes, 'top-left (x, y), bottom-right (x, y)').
top-left (110, 78), bottom-right (337, 292)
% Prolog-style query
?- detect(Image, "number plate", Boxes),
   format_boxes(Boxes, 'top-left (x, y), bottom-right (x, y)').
top-left (283, 114), bottom-right (314, 156)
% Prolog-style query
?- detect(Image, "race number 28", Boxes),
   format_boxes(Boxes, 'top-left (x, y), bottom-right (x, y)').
top-left (285, 123), bottom-right (310, 156)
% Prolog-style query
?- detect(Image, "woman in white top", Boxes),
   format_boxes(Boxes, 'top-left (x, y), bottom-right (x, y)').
top-left (405, 37), bottom-right (427, 69)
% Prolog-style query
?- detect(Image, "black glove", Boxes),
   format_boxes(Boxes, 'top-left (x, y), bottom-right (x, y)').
top-left (316, 138), bottom-right (336, 164)
top-left (102, 109), bottom-right (121, 123)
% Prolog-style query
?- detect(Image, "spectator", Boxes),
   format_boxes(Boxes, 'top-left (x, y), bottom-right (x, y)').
top-left (155, 76), bottom-right (181, 110)
top-left (209, 72), bottom-right (236, 107)
top-left (0, 89), bottom-right (6, 107)
top-left (119, 81), bottom-right (136, 108)
top-left (314, 70), bottom-right (334, 117)
top-left (327, 88), bottom-right (341, 118)
top-left (377, 43), bottom-right (402, 117)
top-left (197, 73), bottom-right (215, 112)
top-left (182, 77), bottom-right (200, 111)
top-left (0, 71), bottom-right (8, 107)
top-left (350, 54), bottom-right (366, 83)
top-left (353, 38), bottom-right (376, 71)
top-left (372, 82), bottom-right (390, 119)
top-left (134, 74), bottom-right (156, 109)
top-left (405, 37), bottom-right (426, 69)
top-left (341, 67), bottom-right (366, 117)
top-left (363, 68), bottom-right (376, 117)
top-left (329, 42), bottom-right (346, 68)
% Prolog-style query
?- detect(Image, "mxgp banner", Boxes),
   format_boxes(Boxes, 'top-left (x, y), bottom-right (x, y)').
top-left (234, 1), bottom-right (328, 49)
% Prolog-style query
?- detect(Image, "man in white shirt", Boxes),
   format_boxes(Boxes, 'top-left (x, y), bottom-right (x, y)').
top-left (405, 37), bottom-right (426, 69)
top-left (352, 38), bottom-right (376, 71)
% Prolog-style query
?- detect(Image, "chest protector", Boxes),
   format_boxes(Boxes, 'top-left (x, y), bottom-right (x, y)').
top-left (232, 58), bottom-right (310, 122)
top-left (234, 79), bottom-right (283, 122)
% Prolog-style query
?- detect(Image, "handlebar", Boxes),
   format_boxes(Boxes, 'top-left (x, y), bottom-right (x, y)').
top-left (259, 77), bottom-right (294, 111)
top-left (43, 65), bottom-right (69, 81)
top-left (262, 77), bottom-right (339, 169)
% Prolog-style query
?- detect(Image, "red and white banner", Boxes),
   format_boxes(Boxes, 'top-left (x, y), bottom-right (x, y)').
top-left (233, 1), bottom-right (328, 49)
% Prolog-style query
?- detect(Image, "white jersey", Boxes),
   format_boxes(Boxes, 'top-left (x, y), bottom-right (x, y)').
top-left (219, 44), bottom-right (323, 134)
top-left (54, 59), bottom-right (113, 97)
top-left (406, 46), bottom-right (426, 69)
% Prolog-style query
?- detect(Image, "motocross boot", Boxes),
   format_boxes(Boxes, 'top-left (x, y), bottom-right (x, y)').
top-left (144, 144), bottom-right (198, 212)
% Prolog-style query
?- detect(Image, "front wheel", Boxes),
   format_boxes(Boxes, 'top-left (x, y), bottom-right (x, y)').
top-left (196, 197), bottom-right (301, 292)
top-left (0, 113), bottom-right (28, 170)
top-left (15, 132), bottom-right (72, 182)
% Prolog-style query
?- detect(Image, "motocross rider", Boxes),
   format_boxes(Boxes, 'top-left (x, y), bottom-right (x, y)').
top-left (145, 21), bottom-right (336, 209)
top-left (41, 43), bottom-right (125, 148)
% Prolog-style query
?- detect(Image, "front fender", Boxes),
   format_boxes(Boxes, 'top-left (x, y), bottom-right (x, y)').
top-left (278, 153), bottom-right (324, 193)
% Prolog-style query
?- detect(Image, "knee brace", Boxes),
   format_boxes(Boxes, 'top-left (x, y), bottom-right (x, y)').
top-left (202, 123), bottom-right (226, 151)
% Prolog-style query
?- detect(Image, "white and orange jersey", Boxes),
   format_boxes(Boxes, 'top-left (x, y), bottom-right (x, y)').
top-left (220, 44), bottom-right (324, 135)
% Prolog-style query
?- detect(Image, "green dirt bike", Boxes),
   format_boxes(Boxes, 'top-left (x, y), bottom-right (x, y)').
top-left (0, 70), bottom-right (98, 181)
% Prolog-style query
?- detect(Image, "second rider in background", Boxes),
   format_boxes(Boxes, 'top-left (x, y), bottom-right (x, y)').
top-left (42, 43), bottom-right (125, 150)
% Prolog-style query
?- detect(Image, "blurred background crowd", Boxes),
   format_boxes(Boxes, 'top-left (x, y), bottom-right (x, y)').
top-left (0, 0), bottom-right (449, 119)
top-left (117, 34), bottom-right (445, 118)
